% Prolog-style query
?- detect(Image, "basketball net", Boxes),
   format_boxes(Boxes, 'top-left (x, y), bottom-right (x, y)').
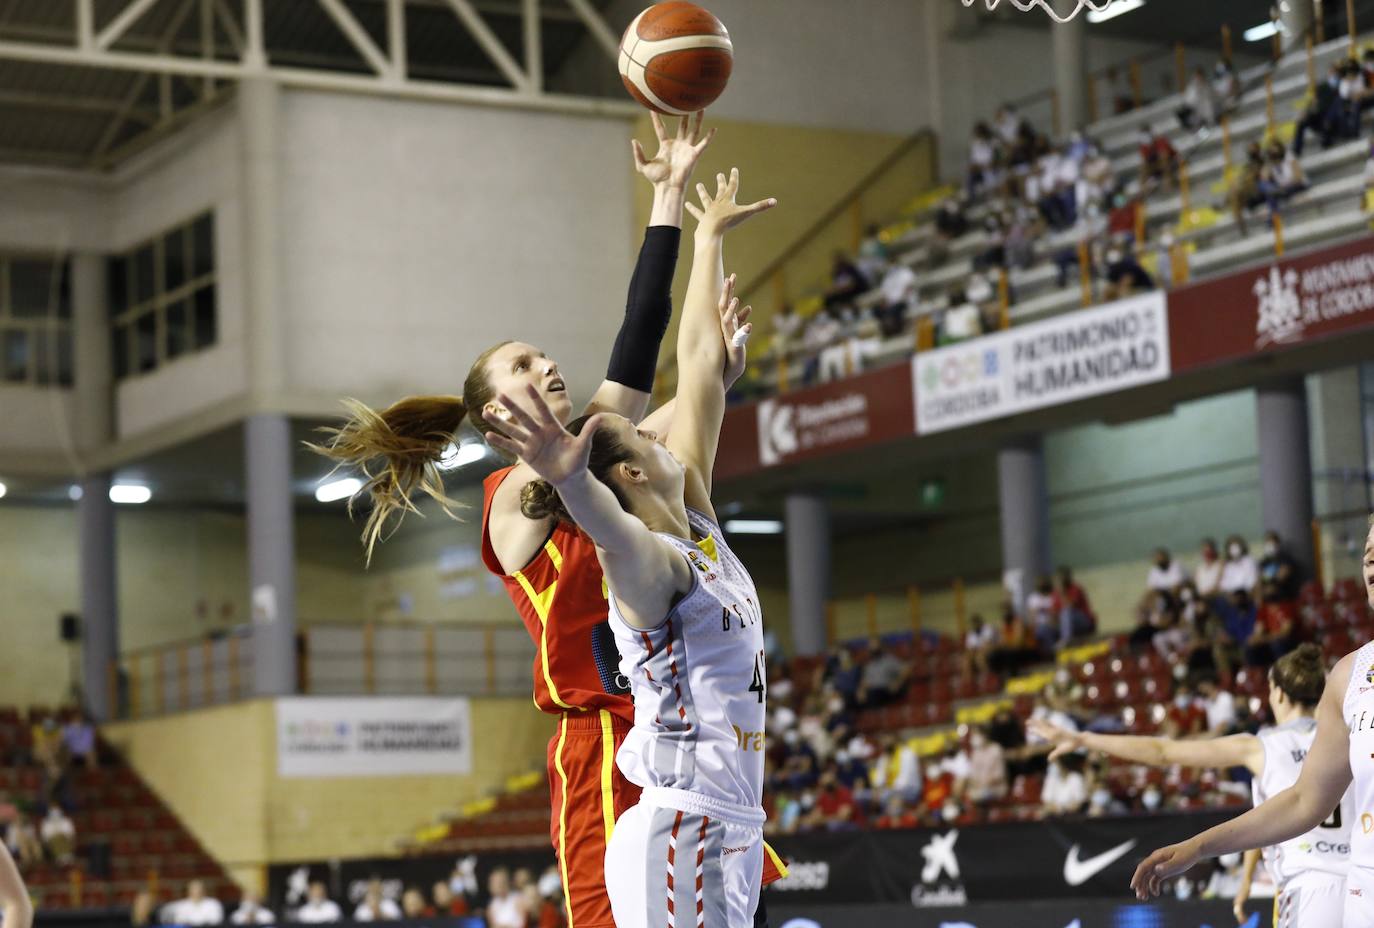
top-left (958, 0), bottom-right (1116, 23)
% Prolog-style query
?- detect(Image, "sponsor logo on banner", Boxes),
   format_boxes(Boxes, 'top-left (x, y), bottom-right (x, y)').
top-left (1253, 251), bottom-right (1374, 349)
top-left (1062, 841), bottom-right (1137, 886)
top-left (912, 830), bottom-right (968, 907)
top-left (758, 392), bottom-right (870, 466)
top-left (276, 697), bottom-right (472, 778)
top-left (914, 292), bottom-right (1170, 434)
top-left (770, 860), bottom-right (831, 892)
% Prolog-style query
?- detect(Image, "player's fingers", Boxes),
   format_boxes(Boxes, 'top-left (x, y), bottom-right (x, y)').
top-left (684, 201), bottom-right (703, 221)
top-left (691, 109), bottom-right (704, 141)
top-left (728, 166), bottom-right (740, 195)
top-left (485, 433), bottom-right (521, 458)
top-left (631, 139), bottom-right (647, 168)
top-left (522, 383), bottom-right (559, 427)
top-left (715, 172), bottom-right (728, 197)
top-left (738, 197), bottom-right (778, 218)
top-left (676, 114), bottom-right (688, 139)
top-left (694, 126), bottom-right (717, 153)
top-left (496, 391), bottom-right (542, 433)
top-left (696, 181), bottom-right (710, 205)
top-left (736, 304), bottom-right (752, 325)
top-left (650, 111), bottom-right (667, 141)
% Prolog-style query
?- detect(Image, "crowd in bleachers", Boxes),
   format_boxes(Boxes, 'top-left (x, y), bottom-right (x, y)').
top-left (736, 41), bottom-right (1374, 401)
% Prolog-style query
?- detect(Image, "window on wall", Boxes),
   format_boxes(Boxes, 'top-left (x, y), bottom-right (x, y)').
top-left (0, 257), bottom-right (73, 387)
top-left (108, 212), bottom-right (216, 380)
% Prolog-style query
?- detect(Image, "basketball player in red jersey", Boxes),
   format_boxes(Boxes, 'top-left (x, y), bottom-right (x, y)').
top-left (312, 114), bottom-right (784, 928)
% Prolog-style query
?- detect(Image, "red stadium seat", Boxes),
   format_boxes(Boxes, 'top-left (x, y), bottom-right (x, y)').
top-left (1332, 577), bottom-right (1363, 603)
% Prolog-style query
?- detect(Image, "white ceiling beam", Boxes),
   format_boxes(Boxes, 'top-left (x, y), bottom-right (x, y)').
top-left (212, 0), bottom-right (245, 55)
top-left (387, 0), bottom-right (407, 81)
top-left (316, 0), bottom-right (393, 77)
top-left (244, 0), bottom-right (264, 67)
top-left (76, 0), bottom-right (95, 51)
top-left (95, 0), bottom-right (164, 51)
top-left (523, 0), bottom-right (541, 92)
top-left (440, 0), bottom-right (530, 91)
top-left (564, 0), bottom-right (619, 62)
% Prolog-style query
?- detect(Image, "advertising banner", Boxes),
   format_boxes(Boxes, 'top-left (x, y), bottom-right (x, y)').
top-left (1169, 234), bottom-right (1374, 373)
top-left (913, 291), bottom-right (1170, 434)
top-left (275, 697), bottom-right (472, 778)
top-left (770, 898), bottom-right (1266, 928)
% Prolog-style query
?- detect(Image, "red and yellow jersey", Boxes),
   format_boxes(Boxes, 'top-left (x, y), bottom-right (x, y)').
top-left (481, 466), bottom-right (635, 724)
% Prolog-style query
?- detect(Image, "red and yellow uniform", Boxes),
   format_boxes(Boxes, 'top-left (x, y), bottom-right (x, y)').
top-left (481, 467), bottom-right (785, 928)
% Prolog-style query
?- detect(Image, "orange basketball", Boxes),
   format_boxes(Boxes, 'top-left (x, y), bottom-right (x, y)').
top-left (618, 2), bottom-right (733, 116)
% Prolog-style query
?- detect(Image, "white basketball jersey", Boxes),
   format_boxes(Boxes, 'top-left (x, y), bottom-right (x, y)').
top-left (1345, 640), bottom-right (1374, 872)
top-left (609, 508), bottom-right (766, 813)
top-left (1253, 716), bottom-right (1352, 883)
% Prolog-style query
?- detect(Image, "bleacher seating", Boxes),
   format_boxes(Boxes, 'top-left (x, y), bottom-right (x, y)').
top-left (0, 708), bottom-right (231, 911)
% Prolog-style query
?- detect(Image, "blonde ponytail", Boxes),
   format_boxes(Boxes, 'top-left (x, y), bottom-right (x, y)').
top-left (308, 395), bottom-right (470, 564)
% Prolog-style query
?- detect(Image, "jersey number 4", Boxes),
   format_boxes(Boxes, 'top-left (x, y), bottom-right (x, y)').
top-left (748, 650), bottom-right (766, 704)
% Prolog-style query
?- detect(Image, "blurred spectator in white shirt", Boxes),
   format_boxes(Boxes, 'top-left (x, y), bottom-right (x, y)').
top-left (876, 262), bottom-right (917, 337)
top-left (485, 868), bottom-right (527, 928)
top-left (1193, 538), bottom-right (1223, 596)
top-left (770, 303), bottom-right (802, 358)
top-left (963, 614), bottom-right (997, 680)
top-left (1197, 677), bottom-right (1237, 735)
top-left (231, 894), bottom-right (275, 925)
top-left (966, 728), bottom-right (1008, 803)
top-left (1212, 60), bottom-right (1241, 113)
top-left (294, 882), bottom-right (342, 923)
top-left (39, 806), bottom-right (75, 866)
top-left (353, 880), bottom-right (401, 922)
top-left (1178, 67), bottom-right (1218, 129)
top-left (1147, 548), bottom-right (1187, 592)
top-left (167, 881), bottom-right (224, 926)
top-left (994, 104), bottom-right (1023, 146)
top-left (1219, 536), bottom-right (1258, 595)
top-left (1042, 757), bottom-right (1088, 816)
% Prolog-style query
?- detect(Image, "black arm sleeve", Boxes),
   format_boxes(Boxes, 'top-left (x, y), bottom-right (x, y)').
top-left (605, 225), bottom-right (681, 392)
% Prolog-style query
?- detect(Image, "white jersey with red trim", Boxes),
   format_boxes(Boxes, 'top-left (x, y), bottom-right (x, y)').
top-left (1251, 717), bottom-right (1352, 884)
top-left (608, 507), bottom-right (767, 814)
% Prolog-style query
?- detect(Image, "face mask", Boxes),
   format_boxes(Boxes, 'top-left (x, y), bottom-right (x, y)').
top-left (800, 792), bottom-right (816, 810)
top-left (1142, 789), bottom-right (1162, 811)
top-left (1174, 695), bottom-right (1192, 710)
top-left (1229, 544), bottom-right (1243, 559)
top-left (1091, 788), bottom-right (1111, 808)
top-left (1263, 542), bottom-right (1278, 557)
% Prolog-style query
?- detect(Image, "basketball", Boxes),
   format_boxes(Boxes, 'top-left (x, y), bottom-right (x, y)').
top-left (618, 2), bottom-right (733, 116)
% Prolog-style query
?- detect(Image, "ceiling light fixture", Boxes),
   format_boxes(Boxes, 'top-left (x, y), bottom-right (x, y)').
top-left (1244, 20), bottom-right (1282, 41)
top-left (315, 477), bottom-right (362, 503)
top-left (109, 484), bottom-right (151, 504)
top-left (438, 441), bottom-right (488, 471)
top-left (723, 519), bottom-right (784, 535)
top-left (68, 485), bottom-right (83, 501)
top-left (1085, 0), bottom-right (1145, 24)
top-left (0, 481), bottom-right (7, 500)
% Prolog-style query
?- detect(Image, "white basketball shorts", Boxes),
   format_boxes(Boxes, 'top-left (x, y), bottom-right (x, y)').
top-left (1274, 869), bottom-right (1347, 928)
top-left (604, 786), bottom-right (764, 928)
top-left (1345, 866), bottom-right (1374, 928)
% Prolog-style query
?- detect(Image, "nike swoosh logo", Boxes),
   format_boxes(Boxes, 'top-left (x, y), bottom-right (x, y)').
top-left (1063, 840), bottom-right (1138, 886)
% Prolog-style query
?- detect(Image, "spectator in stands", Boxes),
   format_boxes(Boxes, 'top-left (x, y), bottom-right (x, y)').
top-left (770, 302), bottom-right (802, 360)
top-left (1151, 602), bottom-right (1194, 664)
top-left (1041, 755), bottom-right (1088, 816)
top-left (965, 727), bottom-right (1008, 805)
top-left (1220, 535), bottom-right (1259, 596)
top-left (1212, 60), bottom-right (1241, 114)
top-left (1296, 63), bottom-right (1345, 156)
top-left (1163, 681), bottom-right (1206, 737)
top-left (820, 645), bottom-right (861, 708)
top-left (988, 602), bottom-right (1037, 676)
top-left (807, 766), bottom-right (860, 830)
top-left (939, 286), bottom-right (984, 345)
top-left (353, 879), bottom-right (401, 922)
top-left (874, 733), bottom-right (923, 804)
top-left (1214, 588), bottom-right (1258, 664)
top-left (447, 858), bottom-right (478, 911)
top-left (61, 711), bottom-right (96, 768)
top-left (231, 893), bottom-right (275, 925)
top-left (921, 760), bottom-right (955, 819)
top-left (1194, 537), bottom-right (1223, 597)
top-left (968, 122), bottom-right (999, 195)
top-left (1026, 575), bottom-right (1059, 654)
top-left (431, 881), bottom-right (466, 917)
top-left (535, 867), bottom-right (562, 928)
top-left (294, 881), bottom-right (342, 923)
top-left (31, 718), bottom-right (63, 771)
top-left (1339, 58), bottom-right (1368, 139)
top-left (1196, 675), bottom-right (1238, 736)
top-left (822, 252), bottom-right (867, 312)
top-left (39, 805), bottom-right (74, 866)
top-left (800, 305), bottom-right (842, 385)
top-left (876, 260), bottom-right (917, 337)
top-left (1053, 566), bottom-right (1096, 647)
top-left (485, 868), bottom-right (526, 928)
top-left (1246, 581), bottom-right (1300, 666)
top-left (1002, 205), bottom-right (1039, 272)
top-left (1148, 547), bottom-right (1187, 593)
top-left (1258, 530), bottom-right (1300, 602)
top-left (1363, 140), bottom-right (1374, 212)
top-left (1178, 67), bottom-right (1218, 129)
top-left (856, 639), bottom-right (910, 708)
top-left (168, 880), bottom-right (224, 926)
top-left (962, 613), bottom-right (997, 682)
top-left (935, 196), bottom-right (969, 242)
top-left (856, 223), bottom-right (889, 280)
top-left (994, 104), bottom-right (1023, 147)
top-left (875, 793), bottom-right (920, 829)
top-left (1229, 143), bottom-right (1267, 237)
top-left (1259, 142), bottom-right (1308, 215)
top-left (1137, 126), bottom-right (1178, 194)
top-left (4, 815), bottom-right (41, 871)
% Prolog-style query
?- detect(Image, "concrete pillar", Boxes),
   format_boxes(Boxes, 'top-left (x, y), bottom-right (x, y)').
top-left (1052, 3), bottom-right (1089, 132)
top-left (79, 475), bottom-right (118, 720)
top-left (1280, 0), bottom-right (1315, 52)
top-left (239, 76), bottom-right (284, 401)
top-left (70, 253), bottom-right (111, 453)
top-left (1257, 378), bottom-right (1316, 579)
top-left (785, 494), bottom-right (831, 657)
top-left (998, 436), bottom-right (1053, 612)
top-left (246, 413), bottom-right (297, 696)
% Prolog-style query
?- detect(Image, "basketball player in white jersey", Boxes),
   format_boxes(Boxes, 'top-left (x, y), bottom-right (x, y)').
top-left (483, 168), bottom-right (774, 928)
top-left (1032, 644), bottom-right (1351, 926)
top-left (1133, 518), bottom-right (1374, 928)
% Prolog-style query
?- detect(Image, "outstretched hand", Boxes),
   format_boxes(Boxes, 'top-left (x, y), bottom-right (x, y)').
top-left (718, 273), bottom-right (753, 387)
top-left (633, 111), bottom-right (715, 189)
top-left (686, 167), bottom-right (777, 237)
top-left (1026, 718), bottom-right (1084, 761)
top-left (1130, 840), bottom-right (1202, 900)
top-left (484, 386), bottom-right (602, 488)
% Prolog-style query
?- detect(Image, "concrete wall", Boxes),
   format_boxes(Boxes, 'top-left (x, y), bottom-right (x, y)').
top-left (101, 696), bottom-right (551, 890)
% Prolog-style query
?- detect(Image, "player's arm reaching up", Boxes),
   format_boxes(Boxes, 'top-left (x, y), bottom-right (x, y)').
top-left (1130, 653), bottom-right (1355, 900)
top-left (1027, 719), bottom-right (1264, 775)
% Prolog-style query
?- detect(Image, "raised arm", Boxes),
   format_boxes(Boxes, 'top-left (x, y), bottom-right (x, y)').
top-left (1028, 719), bottom-right (1263, 774)
top-left (666, 169), bottom-right (774, 518)
top-left (586, 112), bottom-right (714, 423)
top-left (485, 385), bottom-right (691, 629)
top-left (1130, 653), bottom-right (1354, 900)
top-left (0, 844), bottom-right (33, 928)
